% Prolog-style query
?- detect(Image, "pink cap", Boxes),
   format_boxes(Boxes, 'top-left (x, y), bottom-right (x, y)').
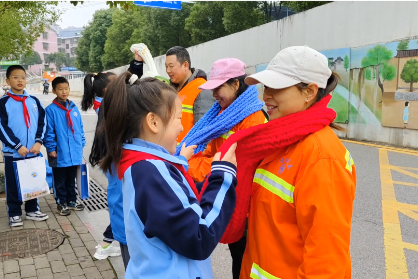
top-left (199, 58), bottom-right (246, 90)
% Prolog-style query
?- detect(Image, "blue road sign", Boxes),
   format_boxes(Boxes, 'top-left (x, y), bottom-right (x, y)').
top-left (133, 1), bottom-right (182, 10)
top-left (61, 67), bottom-right (78, 71)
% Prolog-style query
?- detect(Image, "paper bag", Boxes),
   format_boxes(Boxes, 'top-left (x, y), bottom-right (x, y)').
top-left (14, 156), bottom-right (50, 202)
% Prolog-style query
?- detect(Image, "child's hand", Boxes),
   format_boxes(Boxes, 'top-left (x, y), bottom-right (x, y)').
top-left (134, 50), bottom-right (144, 62)
top-left (48, 151), bottom-right (57, 158)
top-left (213, 143), bottom-right (237, 167)
top-left (18, 146), bottom-right (29, 157)
top-left (180, 143), bottom-right (197, 160)
top-left (29, 142), bottom-right (42, 155)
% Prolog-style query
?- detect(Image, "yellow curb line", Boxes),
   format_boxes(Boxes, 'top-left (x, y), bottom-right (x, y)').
top-left (342, 139), bottom-right (418, 155)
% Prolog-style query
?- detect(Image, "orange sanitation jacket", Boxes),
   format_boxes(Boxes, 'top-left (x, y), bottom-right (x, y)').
top-left (240, 126), bottom-right (356, 279)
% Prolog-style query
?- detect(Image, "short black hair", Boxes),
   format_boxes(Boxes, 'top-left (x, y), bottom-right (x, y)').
top-left (166, 46), bottom-right (191, 69)
top-left (6, 65), bottom-right (26, 79)
top-left (52, 77), bottom-right (69, 90)
top-left (406, 101), bottom-right (410, 106)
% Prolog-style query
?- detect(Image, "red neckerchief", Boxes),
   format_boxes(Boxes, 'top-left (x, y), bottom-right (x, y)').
top-left (93, 100), bottom-right (101, 111)
top-left (53, 100), bottom-right (75, 136)
top-left (7, 93), bottom-right (30, 128)
top-left (212, 95), bottom-right (337, 244)
top-left (118, 150), bottom-right (200, 199)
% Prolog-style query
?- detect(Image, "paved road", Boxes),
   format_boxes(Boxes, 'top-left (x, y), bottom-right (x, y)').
top-left (30, 89), bottom-right (418, 278)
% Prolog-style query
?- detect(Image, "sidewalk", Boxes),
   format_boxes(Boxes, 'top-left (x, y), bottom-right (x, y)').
top-left (0, 194), bottom-right (118, 279)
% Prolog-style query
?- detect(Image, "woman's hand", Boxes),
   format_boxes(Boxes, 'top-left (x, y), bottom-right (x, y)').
top-left (213, 143), bottom-right (237, 167)
top-left (180, 143), bottom-right (197, 160)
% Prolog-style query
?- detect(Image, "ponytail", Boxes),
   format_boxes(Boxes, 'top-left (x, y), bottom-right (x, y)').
top-left (82, 74), bottom-right (95, 111)
top-left (100, 72), bottom-right (129, 174)
top-left (81, 72), bottom-right (116, 111)
top-left (100, 72), bottom-right (178, 174)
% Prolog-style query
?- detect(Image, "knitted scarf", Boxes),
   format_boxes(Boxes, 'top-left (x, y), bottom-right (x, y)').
top-left (175, 85), bottom-right (263, 155)
top-left (203, 95), bottom-right (337, 244)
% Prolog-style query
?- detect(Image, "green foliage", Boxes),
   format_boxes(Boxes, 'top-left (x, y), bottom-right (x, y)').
top-left (0, 2), bottom-right (61, 59)
top-left (222, 2), bottom-right (265, 34)
top-left (344, 55), bottom-right (349, 72)
top-left (361, 45), bottom-right (393, 67)
top-left (45, 52), bottom-right (73, 70)
top-left (75, 9), bottom-right (115, 72)
top-left (401, 59), bottom-right (418, 91)
top-left (141, 4), bottom-right (193, 56)
top-left (365, 68), bottom-right (372, 80)
top-left (397, 39), bottom-right (410, 51)
top-left (185, 2), bottom-right (227, 45)
top-left (280, 1), bottom-right (331, 12)
top-left (21, 51), bottom-right (42, 66)
top-left (75, 25), bottom-right (93, 72)
top-left (381, 64), bottom-right (396, 82)
top-left (102, 8), bottom-right (143, 69)
top-left (88, 9), bottom-right (115, 72)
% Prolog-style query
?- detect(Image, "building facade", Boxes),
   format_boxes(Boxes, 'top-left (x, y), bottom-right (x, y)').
top-left (58, 27), bottom-right (84, 58)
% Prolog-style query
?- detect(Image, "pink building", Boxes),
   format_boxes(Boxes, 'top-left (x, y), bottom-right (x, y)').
top-left (29, 25), bottom-right (60, 75)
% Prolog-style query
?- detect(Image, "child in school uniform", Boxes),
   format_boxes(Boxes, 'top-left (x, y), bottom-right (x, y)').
top-left (100, 72), bottom-right (238, 279)
top-left (0, 65), bottom-right (49, 227)
top-left (44, 77), bottom-right (86, 216)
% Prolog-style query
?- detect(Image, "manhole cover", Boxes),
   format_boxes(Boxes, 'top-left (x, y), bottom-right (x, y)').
top-left (0, 229), bottom-right (64, 261)
top-left (76, 179), bottom-right (108, 212)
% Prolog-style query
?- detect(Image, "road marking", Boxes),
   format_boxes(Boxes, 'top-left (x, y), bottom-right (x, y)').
top-left (379, 149), bottom-right (409, 279)
top-left (379, 149), bottom-right (418, 278)
top-left (343, 139), bottom-right (418, 155)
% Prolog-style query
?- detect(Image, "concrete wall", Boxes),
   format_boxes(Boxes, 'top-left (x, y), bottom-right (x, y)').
top-left (70, 1), bottom-right (418, 148)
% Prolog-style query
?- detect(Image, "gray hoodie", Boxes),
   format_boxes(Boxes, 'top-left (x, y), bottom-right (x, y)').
top-left (170, 68), bottom-right (215, 123)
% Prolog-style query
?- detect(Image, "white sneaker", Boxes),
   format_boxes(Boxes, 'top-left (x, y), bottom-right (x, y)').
top-left (93, 241), bottom-right (121, 260)
top-left (9, 216), bottom-right (23, 227)
top-left (26, 211), bottom-right (49, 221)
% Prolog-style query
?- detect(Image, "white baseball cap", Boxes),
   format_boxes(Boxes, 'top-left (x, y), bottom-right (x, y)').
top-left (245, 46), bottom-right (332, 89)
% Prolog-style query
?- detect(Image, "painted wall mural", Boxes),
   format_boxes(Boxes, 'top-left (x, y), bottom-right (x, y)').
top-left (255, 38), bottom-right (418, 129)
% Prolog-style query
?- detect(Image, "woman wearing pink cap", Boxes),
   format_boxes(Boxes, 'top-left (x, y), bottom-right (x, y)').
top-left (175, 58), bottom-right (267, 279)
top-left (217, 46), bottom-right (356, 279)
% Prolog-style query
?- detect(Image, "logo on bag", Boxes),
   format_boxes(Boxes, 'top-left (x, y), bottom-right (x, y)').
top-left (73, 112), bottom-right (78, 117)
top-left (82, 171), bottom-right (86, 175)
top-left (31, 172), bottom-right (38, 178)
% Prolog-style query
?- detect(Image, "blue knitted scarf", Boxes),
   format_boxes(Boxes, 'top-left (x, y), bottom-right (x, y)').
top-left (175, 85), bottom-right (263, 155)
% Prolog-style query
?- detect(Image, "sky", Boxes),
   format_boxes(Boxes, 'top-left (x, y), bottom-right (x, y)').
top-left (55, 1), bottom-right (194, 28)
top-left (56, 1), bottom-right (109, 29)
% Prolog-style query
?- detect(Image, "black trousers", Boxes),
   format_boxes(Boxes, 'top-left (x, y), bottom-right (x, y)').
top-left (4, 154), bottom-right (38, 217)
top-left (52, 166), bottom-right (77, 205)
top-left (103, 224), bottom-right (114, 243)
top-left (228, 233), bottom-right (247, 279)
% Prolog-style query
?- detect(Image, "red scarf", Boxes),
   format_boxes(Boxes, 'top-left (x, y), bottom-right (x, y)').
top-left (53, 100), bottom-right (75, 136)
top-left (202, 95), bottom-right (337, 244)
top-left (93, 100), bottom-right (101, 111)
top-left (7, 93), bottom-right (30, 128)
top-left (119, 150), bottom-right (200, 198)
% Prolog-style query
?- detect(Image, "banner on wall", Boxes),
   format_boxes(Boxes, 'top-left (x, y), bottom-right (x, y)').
top-left (134, 0), bottom-right (181, 10)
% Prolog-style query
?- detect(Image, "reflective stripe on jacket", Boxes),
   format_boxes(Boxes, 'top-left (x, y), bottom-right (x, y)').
top-left (188, 110), bottom-right (266, 182)
top-left (241, 126), bottom-right (356, 279)
top-left (178, 78), bottom-right (207, 142)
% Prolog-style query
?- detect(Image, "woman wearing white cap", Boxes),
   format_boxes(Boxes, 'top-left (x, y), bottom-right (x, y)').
top-left (217, 46), bottom-right (357, 278)
top-left (175, 57), bottom-right (267, 279)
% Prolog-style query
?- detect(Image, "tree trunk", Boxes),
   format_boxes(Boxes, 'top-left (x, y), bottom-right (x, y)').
top-left (376, 65), bottom-right (384, 95)
top-left (410, 81), bottom-right (414, 92)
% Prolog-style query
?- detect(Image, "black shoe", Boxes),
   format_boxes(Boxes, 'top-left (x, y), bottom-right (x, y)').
top-left (68, 201), bottom-right (85, 211)
top-left (56, 204), bottom-right (71, 216)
